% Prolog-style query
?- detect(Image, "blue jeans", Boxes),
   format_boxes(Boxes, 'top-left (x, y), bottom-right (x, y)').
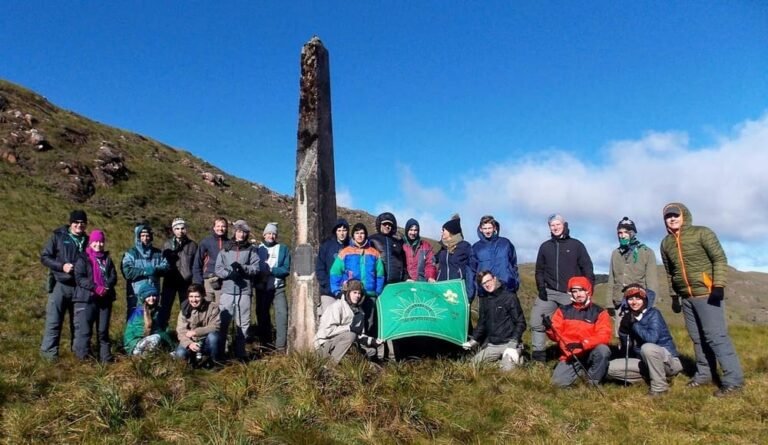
top-left (173, 332), bottom-right (222, 362)
top-left (682, 297), bottom-right (744, 387)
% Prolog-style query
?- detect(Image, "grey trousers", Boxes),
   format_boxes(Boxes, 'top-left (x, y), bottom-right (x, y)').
top-left (317, 331), bottom-right (377, 364)
top-left (682, 297), bottom-right (744, 387)
top-left (530, 289), bottom-right (573, 353)
top-left (255, 287), bottom-right (288, 349)
top-left (40, 282), bottom-right (75, 359)
top-left (73, 299), bottom-right (114, 362)
top-left (219, 292), bottom-right (251, 359)
top-left (551, 344), bottom-right (611, 387)
top-left (607, 343), bottom-right (683, 392)
top-left (472, 340), bottom-right (523, 371)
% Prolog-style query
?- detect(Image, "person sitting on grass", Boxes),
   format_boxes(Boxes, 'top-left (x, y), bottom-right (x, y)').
top-left (314, 279), bottom-right (381, 364)
top-left (606, 284), bottom-right (682, 396)
top-left (544, 276), bottom-right (612, 388)
top-left (123, 283), bottom-right (173, 356)
top-left (462, 270), bottom-right (526, 370)
top-left (172, 283), bottom-right (221, 366)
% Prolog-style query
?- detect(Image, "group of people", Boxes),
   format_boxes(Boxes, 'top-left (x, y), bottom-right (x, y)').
top-left (40, 203), bottom-right (745, 397)
top-left (40, 212), bottom-right (290, 366)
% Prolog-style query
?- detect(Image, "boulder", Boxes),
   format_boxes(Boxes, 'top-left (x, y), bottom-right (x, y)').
top-left (93, 141), bottom-right (128, 186)
top-left (59, 161), bottom-right (96, 202)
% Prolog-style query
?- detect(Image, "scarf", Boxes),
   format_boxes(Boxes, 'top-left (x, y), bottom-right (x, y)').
top-left (442, 232), bottom-right (463, 253)
top-left (619, 238), bottom-right (644, 263)
top-left (86, 246), bottom-right (106, 293)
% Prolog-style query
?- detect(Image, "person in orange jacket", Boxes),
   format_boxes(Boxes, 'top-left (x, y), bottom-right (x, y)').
top-left (544, 276), bottom-right (612, 388)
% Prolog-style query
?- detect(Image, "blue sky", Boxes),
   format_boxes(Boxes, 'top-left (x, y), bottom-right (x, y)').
top-left (3, 2), bottom-right (768, 272)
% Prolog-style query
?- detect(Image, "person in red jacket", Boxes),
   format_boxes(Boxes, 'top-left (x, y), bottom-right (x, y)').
top-left (545, 276), bottom-right (612, 388)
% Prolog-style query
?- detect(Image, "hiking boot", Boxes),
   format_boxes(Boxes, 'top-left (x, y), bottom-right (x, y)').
top-left (713, 385), bottom-right (742, 397)
top-left (531, 351), bottom-right (547, 363)
top-left (686, 380), bottom-right (710, 388)
top-left (648, 389), bottom-right (668, 397)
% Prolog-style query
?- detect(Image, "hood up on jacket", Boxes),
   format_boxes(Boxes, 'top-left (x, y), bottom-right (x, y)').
top-left (374, 212), bottom-right (398, 234)
top-left (662, 202), bottom-right (693, 234)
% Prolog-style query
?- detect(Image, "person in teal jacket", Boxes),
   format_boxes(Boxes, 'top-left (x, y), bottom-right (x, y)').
top-left (123, 283), bottom-right (173, 355)
top-left (121, 223), bottom-right (170, 321)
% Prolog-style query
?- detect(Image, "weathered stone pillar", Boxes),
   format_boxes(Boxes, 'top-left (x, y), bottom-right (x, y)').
top-left (288, 36), bottom-right (337, 352)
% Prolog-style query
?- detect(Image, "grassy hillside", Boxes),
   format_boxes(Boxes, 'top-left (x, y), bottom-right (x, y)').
top-left (2, 79), bottom-right (766, 443)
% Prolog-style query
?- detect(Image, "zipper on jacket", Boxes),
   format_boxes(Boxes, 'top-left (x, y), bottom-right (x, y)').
top-left (674, 233), bottom-right (694, 297)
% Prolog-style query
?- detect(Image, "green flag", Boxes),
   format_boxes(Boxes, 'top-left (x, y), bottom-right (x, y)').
top-left (376, 279), bottom-right (469, 345)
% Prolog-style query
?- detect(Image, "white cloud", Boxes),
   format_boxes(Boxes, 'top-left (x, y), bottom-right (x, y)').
top-left (377, 113), bottom-right (768, 273)
top-left (336, 187), bottom-right (353, 208)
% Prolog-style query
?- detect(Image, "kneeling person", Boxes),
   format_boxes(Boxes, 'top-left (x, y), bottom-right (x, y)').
top-left (545, 276), bottom-right (612, 387)
top-left (315, 280), bottom-right (380, 364)
top-left (462, 271), bottom-right (526, 370)
top-left (173, 284), bottom-right (222, 365)
top-left (607, 284), bottom-right (682, 396)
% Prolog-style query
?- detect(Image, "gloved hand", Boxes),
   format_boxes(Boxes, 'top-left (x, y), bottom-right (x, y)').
top-left (541, 315), bottom-right (553, 330)
top-left (358, 334), bottom-right (375, 347)
top-left (708, 287), bottom-right (724, 306)
top-left (671, 296), bottom-right (682, 313)
top-left (461, 339), bottom-right (478, 350)
top-left (538, 288), bottom-right (548, 301)
top-left (349, 311), bottom-right (365, 335)
top-left (143, 265), bottom-right (155, 276)
top-left (565, 342), bottom-right (583, 352)
top-left (612, 299), bottom-right (622, 310)
top-left (230, 262), bottom-right (243, 274)
top-left (94, 285), bottom-right (107, 297)
top-left (619, 313), bottom-right (635, 336)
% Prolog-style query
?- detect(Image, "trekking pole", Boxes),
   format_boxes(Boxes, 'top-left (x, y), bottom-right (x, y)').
top-left (543, 315), bottom-right (606, 398)
top-left (623, 334), bottom-right (631, 387)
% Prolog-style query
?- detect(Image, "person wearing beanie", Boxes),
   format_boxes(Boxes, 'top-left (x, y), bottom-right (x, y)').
top-left (72, 229), bottom-right (118, 362)
top-left (215, 219), bottom-right (260, 361)
top-left (330, 223), bottom-right (385, 299)
top-left (530, 213), bottom-right (594, 363)
top-left (256, 222), bottom-right (291, 352)
top-left (315, 279), bottom-right (381, 364)
top-left (123, 282), bottom-right (173, 355)
top-left (402, 218), bottom-right (437, 282)
top-left (660, 202), bottom-right (744, 396)
top-left (121, 222), bottom-right (170, 321)
top-left (40, 210), bottom-right (89, 360)
top-left (160, 217), bottom-right (198, 329)
top-left (436, 214), bottom-right (476, 299)
top-left (316, 218), bottom-right (350, 314)
top-left (607, 284), bottom-right (682, 396)
top-left (192, 217), bottom-right (230, 304)
top-left (369, 212), bottom-right (406, 284)
top-left (472, 215), bottom-right (520, 297)
top-left (605, 216), bottom-right (659, 337)
top-left (545, 276), bottom-right (612, 388)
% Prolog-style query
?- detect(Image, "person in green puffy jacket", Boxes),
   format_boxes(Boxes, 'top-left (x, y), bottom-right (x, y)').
top-left (660, 202), bottom-right (744, 397)
top-left (123, 283), bottom-right (173, 355)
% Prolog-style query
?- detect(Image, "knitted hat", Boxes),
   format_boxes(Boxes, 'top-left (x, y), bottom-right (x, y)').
top-left (622, 283), bottom-right (648, 300)
top-left (89, 229), bottom-right (106, 243)
top-left (263, 222), bottom-right (278, 235)
top-left (233, 220), bottom-right (251, 233)
top-left (171, 217), bottom-right (186, 229)
top-left (547, 213), bottom-right (565, 225)
top-left (136, 282), bottom-right (159, 304)
top-left (616, 217), bottom-right (637, 234)
top-left (442, 214), bottom-right (462, 236)
top-left (567, 276), bottom-right (593, 296)
top-left (70, 210), bottom-right (88, 223)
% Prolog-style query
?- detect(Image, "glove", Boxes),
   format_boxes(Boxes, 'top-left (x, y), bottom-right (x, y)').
top-left (565, 342), bottom-right (582, 352)
top-left (538, 288), bottom-right (548, 301)
top-left (619, 313), bottom-right (635, 336)
top-left (461, 339), bottom-right (478, 350)
top-left (230, 262), bottom-right (243, 275)
top-left (349, 311), bottom-right (365, 335)
top-left (143, 265), bottom-right (155, 276)
top-left (541, 315), bottom-right (553, 330)
top-left (708, 287), bottom-right (724, 306)
top-left (358, 334), bottom-right (376, 347)
top-left (94, 285), bottom-right (107, 297)
top-left (612, 299), bottom-right (622, 310)
top-left (671, 296), bottom-right (682, 313)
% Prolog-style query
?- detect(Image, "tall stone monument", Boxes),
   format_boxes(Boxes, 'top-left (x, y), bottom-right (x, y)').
top-left (288, 36), bottom-right (337, 352)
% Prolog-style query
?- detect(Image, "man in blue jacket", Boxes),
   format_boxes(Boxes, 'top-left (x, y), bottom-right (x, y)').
top-left (607, 284), bottom-right (682, 396)
top-left (316, 218), bottom-right (349, 315)
top-left (471, 215), bottom-right (519, 297)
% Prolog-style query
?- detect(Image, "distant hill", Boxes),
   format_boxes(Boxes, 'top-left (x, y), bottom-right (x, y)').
top-left (1, 78), bottom-right (765, 326)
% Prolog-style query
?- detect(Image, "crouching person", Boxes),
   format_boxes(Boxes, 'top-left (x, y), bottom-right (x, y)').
top-left (172, 284), bottom-right (221, 366)
top-left (314, 280), bottom-right (380, 364)
top-left (124, 283), bottom-right (173, 356)
top-left (607, 284), bottom-right (682, 396)
top-left (462, 271), bottom-right (526, 370)
top-left (544, 276), bottom-right (612, 388)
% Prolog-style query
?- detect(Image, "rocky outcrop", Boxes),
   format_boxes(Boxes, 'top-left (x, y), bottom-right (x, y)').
top-left (93, 141), bottom-right (128, 186)
top-left (59, 161), bottom-right (96, 202)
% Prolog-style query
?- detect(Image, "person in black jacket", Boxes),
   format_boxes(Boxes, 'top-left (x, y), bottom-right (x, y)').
top-left (40, 210), bottom-right (89, 360)
top-left (73, 229), bottom-right (118, 362)
top-left (530, 214), bottom-right (594, 363)
top-left (462, 270), bottom-right (526, 370)
top-left (316, 218), bottom-right (350, 315)
top-left (160, 217), bottom-right (198, 329)
top-left (368, 212), bottom-right (406, 285)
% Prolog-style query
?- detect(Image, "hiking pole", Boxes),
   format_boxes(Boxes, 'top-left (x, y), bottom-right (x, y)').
top-left (624, 334), bottom-right (631, 387)
top-left (543, 315), bottom-right (606, 398)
